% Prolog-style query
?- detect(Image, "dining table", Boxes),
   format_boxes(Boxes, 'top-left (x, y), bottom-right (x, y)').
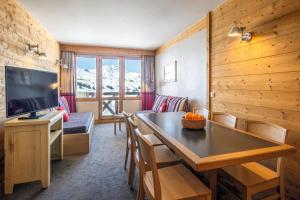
top-left (136, 112), bottom-right (296, 200)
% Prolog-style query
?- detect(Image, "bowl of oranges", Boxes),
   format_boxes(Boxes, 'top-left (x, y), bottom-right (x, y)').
top-left (182, 112), bottom-right (206, 130)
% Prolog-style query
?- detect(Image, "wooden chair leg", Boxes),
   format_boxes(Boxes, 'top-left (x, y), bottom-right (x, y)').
top-left (279, 165), bottom-right (286, 200)
top-left (128, 156), bottom-right (133, 185)
top-left (208, 170), bottom-right (217, 200)
top-left (124, 145), bottom-right (129, 170)
top-left (244, 190), bottom-right (252, 200)
top-left (206, 193), bottom-right (212, 200)
top-left (137, 170), bottom-right (143, 200)
top-left (138, 182), bottom-right (145, 200)
top-left (128, 156), bottom-right (136, 190)
top-left (279, 185), bottom-right (285, 200)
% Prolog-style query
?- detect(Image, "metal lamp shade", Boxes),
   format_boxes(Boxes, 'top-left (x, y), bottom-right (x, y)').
top-left (228, 26), bottom-right (243, 37)
top-left (38, 52), bottom-right (48, 60)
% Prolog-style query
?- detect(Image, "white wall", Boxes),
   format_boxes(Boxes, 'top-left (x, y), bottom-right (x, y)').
top-left (155, 30), bottom-right (207, 110)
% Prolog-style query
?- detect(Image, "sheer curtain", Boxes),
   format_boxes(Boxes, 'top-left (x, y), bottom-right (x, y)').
top-left (141, 55), bottom-right (156, 110)
top-left (60, 51), bottom-right (77, 112)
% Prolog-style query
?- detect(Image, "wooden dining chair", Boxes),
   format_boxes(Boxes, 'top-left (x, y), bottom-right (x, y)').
top-left (124, 112), bottom-right (163, 170)
top-left (193, 107), bottom-right (210, 119)
top-left (136, 130), bottom-right (212, 200)
top-left (219, 120), bottom-right (287, 200)
top-left (127, 118), bottom-right (180, 195)
top-left (211, 112), bottom-right (237, 128)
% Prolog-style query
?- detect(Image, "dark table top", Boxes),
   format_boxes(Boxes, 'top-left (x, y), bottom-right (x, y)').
top-left (138, 112), bottom-right (277, 158)
top-left (136, 112), bottom-right (296, 171)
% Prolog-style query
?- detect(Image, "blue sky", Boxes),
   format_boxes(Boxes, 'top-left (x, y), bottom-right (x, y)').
top-left (125, 59), bottom-right (141, 73)
top-left (76, 57), bottom-right (141, 73)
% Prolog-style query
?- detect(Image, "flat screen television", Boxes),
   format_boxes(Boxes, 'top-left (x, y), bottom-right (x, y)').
top-left (5, 66), bottom-right (58, 119)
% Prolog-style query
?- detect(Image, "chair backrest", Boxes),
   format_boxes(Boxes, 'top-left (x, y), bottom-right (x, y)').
top-left (128, 117), bottom-right (138, 156)
top-left (245, 120), bottom-right (287, 175)
top-left (123, 111), bottom-right (131, 141)
top-left (246, 120), bottom-right (287, 143)
top-left (193, 107), bottom-right (210, 119)
top-left (212, 112), bottom-right (237, 128)
top-left (136, 129), bottom-right (162, 200)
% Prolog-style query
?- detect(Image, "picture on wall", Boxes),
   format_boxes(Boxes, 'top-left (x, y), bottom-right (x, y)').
top-left (163, 60), bottom-right (177, 82)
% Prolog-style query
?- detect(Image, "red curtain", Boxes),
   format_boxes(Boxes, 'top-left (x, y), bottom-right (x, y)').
top-left (141, 56), bottom-right (155, 110)
top-left (142, 92), bottom-right (155, 110)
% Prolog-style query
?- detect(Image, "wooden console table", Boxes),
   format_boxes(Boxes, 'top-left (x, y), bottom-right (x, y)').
top-left (4, 111), bottom-right (64, 194)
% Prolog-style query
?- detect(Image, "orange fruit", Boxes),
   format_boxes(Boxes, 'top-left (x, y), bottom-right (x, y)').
top-left (185, 112), bottom-right (193, 120)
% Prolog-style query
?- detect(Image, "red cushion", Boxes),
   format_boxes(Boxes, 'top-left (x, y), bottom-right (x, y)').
top-left (63, 112), bottom-right (70, 122)
top-left (56, 106), bottom-right (70, 122)
top-left (152, 94), bottom-right (168, 112)
top-left (159, 102), bottom-right (167, 112)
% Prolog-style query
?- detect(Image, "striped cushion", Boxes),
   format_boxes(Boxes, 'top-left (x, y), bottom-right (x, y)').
top-left (166, 96), bottom-right (188, 112)
top-left (59, 96), bottom-right (71, 114)
top-left (152, 95), bottom-right (168, 112)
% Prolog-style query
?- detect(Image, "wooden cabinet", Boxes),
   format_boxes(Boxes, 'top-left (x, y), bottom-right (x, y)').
top-left (4, 111), bottom-right (64, 194)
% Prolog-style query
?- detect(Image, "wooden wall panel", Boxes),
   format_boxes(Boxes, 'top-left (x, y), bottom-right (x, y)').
top-left (211, 0), bottom-right (300, 199)
top-left (0, 0), bottom-right (60, 187)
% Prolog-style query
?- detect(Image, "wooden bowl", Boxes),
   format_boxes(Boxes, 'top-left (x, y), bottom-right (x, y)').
top-left (181, 117), bottom-right (206, 130)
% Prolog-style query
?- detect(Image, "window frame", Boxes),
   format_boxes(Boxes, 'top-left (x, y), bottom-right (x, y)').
top-left (75, 54), bottom-right (98, 100)
top-left (101, 56), bottom-right (122, 100)
top-left (124, 57), bottom-right (142, 99)
top-left (75, 54), bottom-right (142, 119)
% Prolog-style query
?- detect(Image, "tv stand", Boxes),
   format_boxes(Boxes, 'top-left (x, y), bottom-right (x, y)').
top-left (4, 111), bottom-right (64, 194)
top-left (18, 112), bottom-right (45, 120)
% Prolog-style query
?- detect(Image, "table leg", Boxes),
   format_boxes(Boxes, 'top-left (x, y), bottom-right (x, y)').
top-left (119, 120), bottom-right (121, 131)
top-left (208, 170), bottom-right (217, 200)
top-left (114, 117), bottom-right (117, 135)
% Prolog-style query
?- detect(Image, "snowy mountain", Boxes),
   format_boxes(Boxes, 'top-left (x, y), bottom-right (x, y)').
top-left (76, 65), bottom-right (141, 98)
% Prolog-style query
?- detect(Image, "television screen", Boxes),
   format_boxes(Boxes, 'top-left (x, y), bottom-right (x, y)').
top-left (5, 66), bottom-right (58, 118)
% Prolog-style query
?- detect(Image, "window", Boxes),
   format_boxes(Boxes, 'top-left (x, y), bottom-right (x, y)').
top-left (76, 56), bottom-right (97, 98)
top-left (125, 59), bottom-right (141, 97)
top-left (102, 58), bottom-right (120, 97)
top-left (75, 55), bottom-right (142, 119)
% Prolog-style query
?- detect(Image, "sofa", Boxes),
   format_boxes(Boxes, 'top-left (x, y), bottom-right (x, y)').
top-left (136, 94), bottom-right (189, 134)
top-left (151, 94), bottom-right (189, 113)
top-left (59, 97), bottom-right (94, 155)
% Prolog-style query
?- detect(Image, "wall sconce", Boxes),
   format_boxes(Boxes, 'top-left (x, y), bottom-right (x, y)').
top-left (56, 59), bottom-right (69, 69)
top-left (228, 26), bottom-right (252, 42)
top-left (38, 52), bottom-right (48, 60)
top-left (28, 44), bottom-right (48, 59)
